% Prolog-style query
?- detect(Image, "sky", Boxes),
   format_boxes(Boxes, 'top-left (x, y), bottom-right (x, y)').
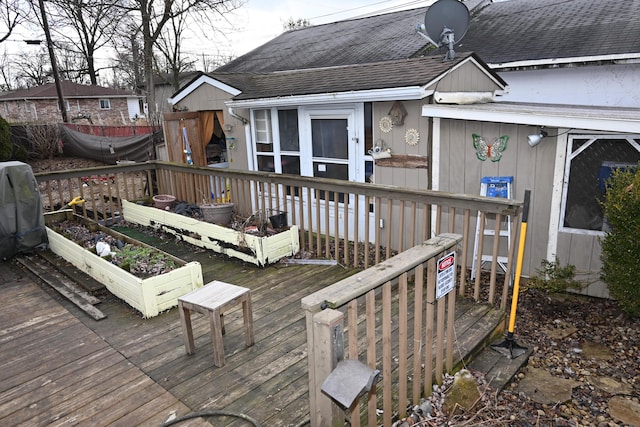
top-left (213, 0), bottom-right (433, 58)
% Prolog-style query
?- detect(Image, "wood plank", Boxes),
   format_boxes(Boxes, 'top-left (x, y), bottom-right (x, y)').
top-left (16, 255), bottom-right (106, 319)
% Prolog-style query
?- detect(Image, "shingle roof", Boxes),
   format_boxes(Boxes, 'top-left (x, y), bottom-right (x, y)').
top-left (0, 81), bottom-right (137, 101)
top-left (217, 7), bottom-right (430, 73)
top-left (452, 0), bottom-right (640, 65)
top-left (207, 52), bottom-right (504, 101)
top-left (219, 0), bottom-right (640, 74)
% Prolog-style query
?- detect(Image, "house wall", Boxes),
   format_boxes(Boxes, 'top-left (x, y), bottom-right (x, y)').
top-left (436, 118), bottom-right (555, 280)
top-left (1, 97), bottom-right (140, 126)
top-left (173, 85), bottom-right (249, 171)
top-left (436, 118), bottom-right (610, 298)
top-left (435, 60), bottom-right (504, 92)
top-left (373, 99), bottom-right (430, 190)
top-left (498, 63), bottom-right (640, 108)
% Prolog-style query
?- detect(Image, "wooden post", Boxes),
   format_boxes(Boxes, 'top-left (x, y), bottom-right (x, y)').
top-left (307, 308), bottom-right (345, 427)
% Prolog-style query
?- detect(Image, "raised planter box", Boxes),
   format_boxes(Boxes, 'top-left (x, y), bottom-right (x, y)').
top-left (122, 200), bottom-right (300, 267)
top-left (44, 210), bottom-right (203, 318)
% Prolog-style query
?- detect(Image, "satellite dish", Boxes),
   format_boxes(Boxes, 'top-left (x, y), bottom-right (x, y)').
top-left (420, 0), bottom-right (470, 61)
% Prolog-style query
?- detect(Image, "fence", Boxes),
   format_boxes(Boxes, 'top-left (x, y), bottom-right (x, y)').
top-left (301, 233), bottom-right (464, 426)
top-left (35, 160), bottom-right (522, 305)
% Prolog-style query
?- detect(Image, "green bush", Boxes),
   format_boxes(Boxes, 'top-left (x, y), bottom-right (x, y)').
top-left (0, 116), bottom-right (11, 161)
top-left (600, 163), bottom-right (640, 317)
top-left (527, 257), bottom-right (584, 294)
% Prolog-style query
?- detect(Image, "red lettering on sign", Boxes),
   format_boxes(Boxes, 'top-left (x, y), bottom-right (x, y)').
top-left (439, 255), bottom-right (454, 271)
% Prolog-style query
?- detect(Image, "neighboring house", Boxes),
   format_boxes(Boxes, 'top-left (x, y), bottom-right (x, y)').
top-left (166, 0), bottom-right (640, 297)
top-left (0, 80), bottom-right (144, 126)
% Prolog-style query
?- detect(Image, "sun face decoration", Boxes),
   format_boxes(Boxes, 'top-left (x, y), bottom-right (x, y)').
top-left (472, 134), bottom-right (509, 162)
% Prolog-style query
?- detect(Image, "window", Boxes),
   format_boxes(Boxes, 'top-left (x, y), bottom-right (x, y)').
top-left (57, 99), bottom-right (70, 111)
top-left (254, 109), bottom-right (274, 172)
top-left (99, 99), bottom-right (111, 109)
top-left (562, 135), bottom-right (640, 233)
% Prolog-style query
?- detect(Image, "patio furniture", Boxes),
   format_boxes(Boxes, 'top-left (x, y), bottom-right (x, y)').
top-left (178, 280), bottom-right (254, 367)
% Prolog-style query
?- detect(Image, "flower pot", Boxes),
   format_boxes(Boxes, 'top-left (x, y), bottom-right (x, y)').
top-left (153, 194), bottom-right (176, 210)
top-left (269, 210), bottom-right (288, 229)
top-left (200, 202), bottom-right (234, 226)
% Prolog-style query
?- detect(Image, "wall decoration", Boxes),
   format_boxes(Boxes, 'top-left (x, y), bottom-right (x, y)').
top-left (368, 138), bottom-right (391, 159)
top-left (405, 128), bottom-right (420, 146)
top-left (472, 133), bottom-right (509, 162)
top-left (388, 101), bottom-right (408, 125)
top-left (379, 116), bottom-right (393, 133)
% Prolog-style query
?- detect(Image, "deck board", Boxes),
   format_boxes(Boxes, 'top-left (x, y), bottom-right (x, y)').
top-left (0, 269), bottom-right (202, 427)
top-left (2, 228), bottom-right (506, 426)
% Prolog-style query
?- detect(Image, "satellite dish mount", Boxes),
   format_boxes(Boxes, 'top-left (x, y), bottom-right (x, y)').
top-left (417, 0), bottom-right (470, 61)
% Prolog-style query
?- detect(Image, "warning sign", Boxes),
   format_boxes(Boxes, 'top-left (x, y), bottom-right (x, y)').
top-left (436, 251), bottom-right (456, 300)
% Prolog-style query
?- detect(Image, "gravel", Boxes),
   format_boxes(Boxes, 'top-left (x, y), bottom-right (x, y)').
top-left (398, 289), bottom-right (640, 426)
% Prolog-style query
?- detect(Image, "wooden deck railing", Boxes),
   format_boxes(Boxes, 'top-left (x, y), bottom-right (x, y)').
top-left (35, 160), bottom-right (524, 426)
top-left (35, 160), bottom-right (522, 306)
top-left (301, 233), bottom-right (463, 427)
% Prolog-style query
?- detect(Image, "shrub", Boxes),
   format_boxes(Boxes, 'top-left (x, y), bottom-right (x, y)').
top-left (0, 116), bottom-right (11, 161)
top-left (600, 163), bottom-right (640, 317)
top-left (527, 257), bottom-right (584, 294)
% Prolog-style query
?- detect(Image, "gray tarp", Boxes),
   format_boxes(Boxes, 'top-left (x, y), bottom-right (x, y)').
top-left (0, 161), bottom-right (48, 260)
top-left (61, 126), bottom-right (158, 163)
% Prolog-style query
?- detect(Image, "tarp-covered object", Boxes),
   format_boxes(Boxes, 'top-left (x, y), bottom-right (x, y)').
top-left (61, 125), bottom-right (159, 163)
top-left (0, 161), bottom-right (48, 260)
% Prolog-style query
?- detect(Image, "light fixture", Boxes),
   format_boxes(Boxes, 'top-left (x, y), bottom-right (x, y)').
top-left (224, 123), bottom-right (233, 132)
top-left (527, 129), bottom-right (547, 147)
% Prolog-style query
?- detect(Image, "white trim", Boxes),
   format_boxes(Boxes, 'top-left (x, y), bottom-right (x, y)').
top-left (227, 87), bottom-right (432, 109)
top-left (546, 131), bottom-right (569, 262)
top-left (421, 103), bottom-right (640, 134)
top-left (488, 53), bottom-right (640, 69)
top-left (170, 75), bottom-right (242, 105)
top-left (431, 117), bottom-right (441, 237)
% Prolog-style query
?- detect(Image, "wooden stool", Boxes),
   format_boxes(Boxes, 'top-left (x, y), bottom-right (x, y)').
top-left (178, 281), bottom-right (254, 367)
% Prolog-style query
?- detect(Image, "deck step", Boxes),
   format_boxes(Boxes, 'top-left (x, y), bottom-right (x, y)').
top-left (468, 336), bottom-right (533, 391)
top-left (16, 253), bottom-right (107, 321)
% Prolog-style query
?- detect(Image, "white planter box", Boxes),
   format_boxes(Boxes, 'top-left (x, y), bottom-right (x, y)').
top-left (44, 211), bottom-right (203, 318)
top-left (122, 200), bottom-right (300, 267)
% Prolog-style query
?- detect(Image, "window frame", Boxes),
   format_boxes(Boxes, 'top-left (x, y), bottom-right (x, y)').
top-left (560, 134), bottom-right (640, 236)
top-left (99, 99), bottom-right (111, 110)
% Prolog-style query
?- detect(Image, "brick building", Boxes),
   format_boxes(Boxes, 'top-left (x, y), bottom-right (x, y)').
top-left (0, 81), bottom-right (145, 126)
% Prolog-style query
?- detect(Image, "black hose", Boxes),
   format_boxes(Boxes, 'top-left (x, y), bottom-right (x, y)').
top-left (160, 410), bottom-right (262, 427)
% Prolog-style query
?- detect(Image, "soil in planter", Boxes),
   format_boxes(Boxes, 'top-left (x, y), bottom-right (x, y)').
top-left (49, 220), bottom-right (179, 278)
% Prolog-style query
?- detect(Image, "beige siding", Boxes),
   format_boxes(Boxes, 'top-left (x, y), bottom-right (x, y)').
top-left (429, 61), bottom-right (503, 92)
top-left (373, 100), bottom-right (430, 190)
top-left (437, 119), bottom-right (553, 277)
top-left (557, 232), bottom-right (608, 298)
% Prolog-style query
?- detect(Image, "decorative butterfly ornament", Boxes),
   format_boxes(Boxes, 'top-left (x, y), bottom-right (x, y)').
top-left (472, 134), bottom-right (509, 162)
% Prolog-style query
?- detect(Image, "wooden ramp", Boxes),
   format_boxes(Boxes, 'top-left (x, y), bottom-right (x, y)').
top-left (0, 269), bottom-right (206, 427)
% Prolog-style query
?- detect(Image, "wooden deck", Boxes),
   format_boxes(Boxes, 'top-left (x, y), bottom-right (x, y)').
top-left (0, 228), bottom-right (508, 427)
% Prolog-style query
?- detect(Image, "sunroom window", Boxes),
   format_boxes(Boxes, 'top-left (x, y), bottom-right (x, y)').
top-left (254, 109), bottom-right (274, 172)
top-left (562, 135), bottom-right (640, 233)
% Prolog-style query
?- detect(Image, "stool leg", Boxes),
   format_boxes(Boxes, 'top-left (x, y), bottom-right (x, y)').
top-left (242, 294), bottom-right (255, 347)
top-left (210, 308), bottom-right (225, 367)
top-left (178, 302), bottom-right (195, 355)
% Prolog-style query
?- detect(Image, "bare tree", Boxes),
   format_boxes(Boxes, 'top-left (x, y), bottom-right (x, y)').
top-left (0, 0), bottom-right (28, 44)
top-left (155, 11), bottom-right (196, 91)
top-left (13, 48), bottom-right (52, 87)
top-left (118, 0), bottom-right (242, 124)
top-left (283, 17), bottom-right (311, 31)
top-left (47, 0), bottom-right (124, 85)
